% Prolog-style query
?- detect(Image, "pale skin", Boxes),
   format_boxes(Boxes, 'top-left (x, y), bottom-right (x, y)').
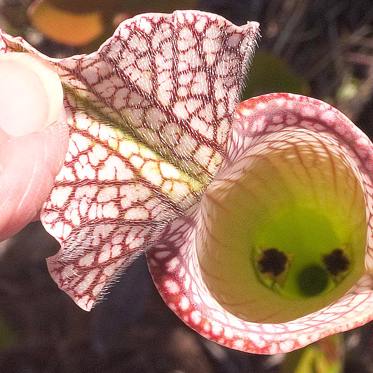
top-left (0, 52), bottom-right (68, 241)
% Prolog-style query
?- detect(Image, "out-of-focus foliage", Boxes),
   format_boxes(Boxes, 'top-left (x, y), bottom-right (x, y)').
top-left (281, 335), bottom-right (343, 373)
top-left (113, 0), bottom-right (197, 13)
top-left (27, 0), bottom-right (197, 47)
top-left (242, 51), bottom-right (310, 99)
top-left (28, 0), bottom-right (107, 46)
top-left (28, 0), bottom-right (125, 47)
top-left (0, 315), bottom-right (16, 348)
top-left (337, 75), bottom-right (360, 103)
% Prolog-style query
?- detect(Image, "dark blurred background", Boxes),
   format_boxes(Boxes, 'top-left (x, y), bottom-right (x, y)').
top-left (0, 0), bottom-right (372, 372)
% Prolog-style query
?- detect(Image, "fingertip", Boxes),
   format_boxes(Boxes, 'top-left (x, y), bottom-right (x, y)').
top-left (0, 120), bottom-right (69, 241)
top-left (0, 51), bottom-right (68, 241)
top-left (0, 52), bottom-right (64, 137)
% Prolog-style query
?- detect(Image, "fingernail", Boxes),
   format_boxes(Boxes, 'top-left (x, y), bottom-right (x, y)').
top-left (0, 52), bottom-right (64, 137)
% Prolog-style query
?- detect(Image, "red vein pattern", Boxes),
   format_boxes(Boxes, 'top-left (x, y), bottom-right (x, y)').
top-left (147, 94), bottom-right (373, 354)
top-left (0, 11), bottom-right (259, 310)
top-left (4, 14), bottom-right (372, 355)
